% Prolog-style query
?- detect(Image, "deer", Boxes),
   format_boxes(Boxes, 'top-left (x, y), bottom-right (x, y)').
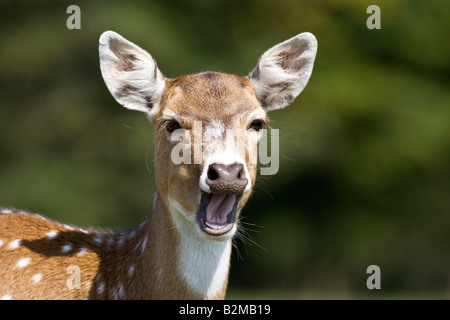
top-left (0, 30), bottom-right (317, 300)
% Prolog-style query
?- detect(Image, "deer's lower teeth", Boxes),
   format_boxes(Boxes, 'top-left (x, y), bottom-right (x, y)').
top-left (204, 222), bottom-right (228, 230)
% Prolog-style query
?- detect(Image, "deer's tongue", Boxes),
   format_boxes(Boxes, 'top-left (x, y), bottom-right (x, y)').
top-left (206, 194), bottom-right (236, 226)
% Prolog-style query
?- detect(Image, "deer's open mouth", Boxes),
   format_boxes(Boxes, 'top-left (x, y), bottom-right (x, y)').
top-left (198, 193), bottom-right (241, 236)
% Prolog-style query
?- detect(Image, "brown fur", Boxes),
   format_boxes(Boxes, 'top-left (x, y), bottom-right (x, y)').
top-left (154, 72), bottom-right (263, 217)
top-left (0, 72), bottom-right (264, 300)
top-left (1, 29), bottom-right (318, 299)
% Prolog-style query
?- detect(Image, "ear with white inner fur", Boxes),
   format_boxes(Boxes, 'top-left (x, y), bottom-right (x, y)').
top-left (99, 31), bottom-right (165, 119)
top-left (249, 32), bottom-right (318, 111)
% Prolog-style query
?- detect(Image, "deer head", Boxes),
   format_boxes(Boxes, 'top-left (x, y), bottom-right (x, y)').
top-left (99, 31), bottom-right (317, 242)
top-left (0, 31), bottom-right (317, 301)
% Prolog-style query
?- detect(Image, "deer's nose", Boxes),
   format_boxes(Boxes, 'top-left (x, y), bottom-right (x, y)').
top-left (206, 163), bottom-right (248, 194)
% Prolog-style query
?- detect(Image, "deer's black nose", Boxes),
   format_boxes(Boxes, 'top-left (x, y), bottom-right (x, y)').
top-left (206, 163), bottom-right (248, 194)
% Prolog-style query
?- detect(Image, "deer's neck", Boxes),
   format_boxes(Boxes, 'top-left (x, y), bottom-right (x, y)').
top-left (115, 192), bottom-right (231, 299)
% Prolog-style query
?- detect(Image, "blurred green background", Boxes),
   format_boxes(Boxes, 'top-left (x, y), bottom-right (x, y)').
top-left (1, 0), bottom-right (449, 299)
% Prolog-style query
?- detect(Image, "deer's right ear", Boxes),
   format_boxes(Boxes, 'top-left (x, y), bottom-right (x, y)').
top-left (249, 32), bottom-right (317, 112)
top-left (99, 31), bottom-right (165, 119)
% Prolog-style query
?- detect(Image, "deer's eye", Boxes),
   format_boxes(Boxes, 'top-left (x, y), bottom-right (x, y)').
top-left (165, 120), bottom-right (181, 133)
top-left (248, 119), bottom-right (263, 131)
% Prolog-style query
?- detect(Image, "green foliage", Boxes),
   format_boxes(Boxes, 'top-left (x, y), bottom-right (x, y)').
top-left (1, 0), bottom-right (449, 297)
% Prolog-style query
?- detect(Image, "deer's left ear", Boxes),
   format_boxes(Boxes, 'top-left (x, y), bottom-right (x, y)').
top-left (249, 32), bottom-right (317, 111)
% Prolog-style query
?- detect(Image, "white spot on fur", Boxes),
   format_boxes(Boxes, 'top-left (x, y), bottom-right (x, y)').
top-left (128, 265), bottom-right (135, 277)
top-left (113, 283), bottom-right (124, 300)
top-left (140, 237), bottom-right (147, 253)
top-left (158, 268), bottom-right (163, 281)
top-left (61, 244), bottom-right (73, 253)
top-left (0, 240), bottom-right (4, 247)
top-left (116, 234), bottom-right (126, 248)
top-left (106, 236), bottom-right (115, 250)
top-left (93, 234), bottom-right (103, 245)
top-left (127, 230), bottom-right (136, 239)
top-left (97, 282), bottom-right (105, 295)
top-left (118, 283), bottom-right (124, 298)
top-left (1, 294), bottom-right (12, 300)
top-left (46, 230), bottom-right (58, 239)
top-left (9, 239), bottom-right (22, 249)
top-left (31, 274), bottom-right (42, 284)
top-left (1, 209), bottom-right (12, 214)
top-left (77, 247), bottom-right (88, 257)
top-left (16, 257), bottom-right (31, 269)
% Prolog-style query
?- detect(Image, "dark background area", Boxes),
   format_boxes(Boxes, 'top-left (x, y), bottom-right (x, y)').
top-left (1, 0), bottom-right (449, 298)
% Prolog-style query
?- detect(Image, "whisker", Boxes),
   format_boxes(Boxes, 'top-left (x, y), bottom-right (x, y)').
top-left (240, 221), bottom-right (265, 227)
top-left (232, 239), bottom-right (243, 262)
top-left (239, 232), bottom-right (267, 251)
top-left (281, 153), bottom-right (296, 162)
top-left (235, 217), bottom-right (268, 252)
top-left (145, 144), bottom-right (153, 175)
top-left (239, 221), bottom-right (265, 233)
top-left (121, 124), bottom-right (135, 130)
